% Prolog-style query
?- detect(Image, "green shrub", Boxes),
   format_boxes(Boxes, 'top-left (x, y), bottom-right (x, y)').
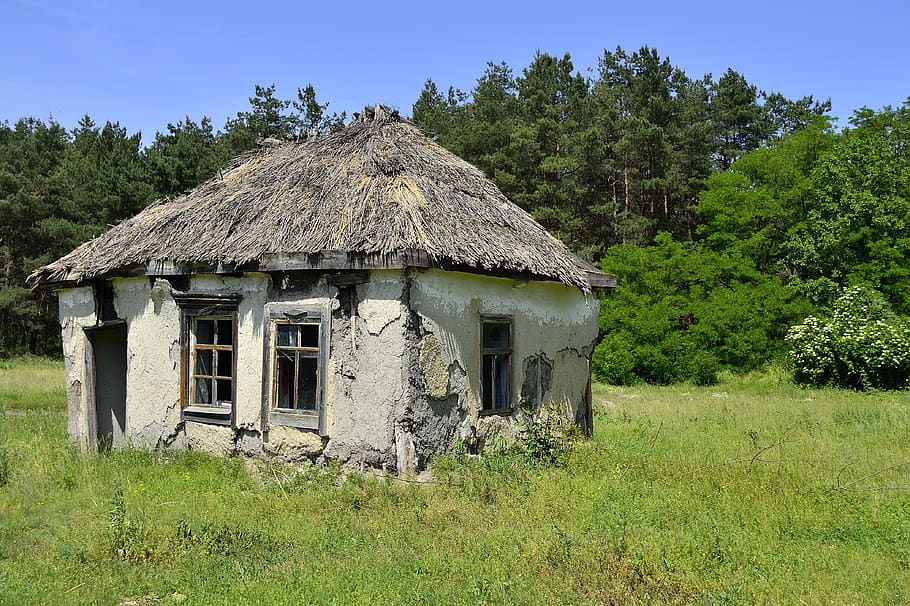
top-left (787, 286), bottom-right (910, 389)
top-left (517, 401), bottom-right (581, 467)
top-left (107, 484), bottom-right (154, 562)
top-left (686, 350), bottom-right (721, 386)
top-left (593, 334), bottom-right (720, 386)
top-left (592, 338), bottom-right (637, 385)
top-left (598, 233), bottom-right (806, 385)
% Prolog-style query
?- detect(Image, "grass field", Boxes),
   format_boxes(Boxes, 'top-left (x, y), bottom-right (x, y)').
top-left (1, 360), bottom-right (909, 604)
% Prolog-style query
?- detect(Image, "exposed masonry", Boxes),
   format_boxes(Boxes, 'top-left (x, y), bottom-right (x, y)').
top-left (57, 268), bottom-right (599, 472)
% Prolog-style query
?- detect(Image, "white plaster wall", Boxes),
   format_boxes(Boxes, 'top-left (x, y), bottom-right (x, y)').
top-left (58, 286), bottom-right (97, 449)
top-left (410, 269), bottom-right (599, 445)
top-left (113, 277), bottom-right (179, 448)
top-left (181, 274), bottom-right (269, 451)
top-left (58, 268), bottom-right (594, 462)
top-left (108, 274), bottom-right (268, 451)
top-left (323, 270), bottom-right (408, 466)
top-left (261, 278), bottom-right (337, 457)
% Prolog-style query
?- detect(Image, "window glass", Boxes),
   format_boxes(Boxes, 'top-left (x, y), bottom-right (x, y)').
top-left (482, 321), bottom-right (510, 349)
top-left (189, 315), bottom-right (234, 409)
top-left (482, 354), bottom-right (493, 409)
top-left (273, 318), bottom-right (323, 416)
top-left (277, 324), bottom-right (297, 347)
top-left (481, 318), bottom-right (512, 411)
top-left (195, 319), bottom-right (215, 344)
top-left (195, 349), bottom-right (212, 375)
top-left (217, 320), bottom-right (234, 346)
top-left (300, 324), bottom-right (319, 348)
top-left (215, 379), bottom-right (232, 405)
top-left (493, 353), bottom-right (509, 409)
top-left (194, 377), bottom-right (212, 404)
top-left (297, 356), bottom-right (318, 411)
top-left (177, 295), bottom-right (240, 419)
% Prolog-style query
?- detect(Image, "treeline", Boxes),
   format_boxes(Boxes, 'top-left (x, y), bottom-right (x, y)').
top-left (411, 47), bottom-right (829, 258)
top-left (3, 46), bottom-right (908, 389)
top-left (0, 84), bottom-right (341, 354)
top-left (411, 47), bottom-right (909, 386)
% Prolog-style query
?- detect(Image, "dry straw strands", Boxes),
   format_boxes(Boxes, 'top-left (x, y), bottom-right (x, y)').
top-left (31, 105), bottom-right (608, 291)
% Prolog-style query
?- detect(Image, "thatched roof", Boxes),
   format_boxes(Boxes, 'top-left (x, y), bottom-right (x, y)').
top-left (30, 105), bottom-right (613, 292)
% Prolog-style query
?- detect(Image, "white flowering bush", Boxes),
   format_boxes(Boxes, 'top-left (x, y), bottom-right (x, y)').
top-left (787, 286), bottom-right (910, 389)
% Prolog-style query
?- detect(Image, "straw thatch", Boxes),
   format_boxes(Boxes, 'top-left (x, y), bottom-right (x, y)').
top-left (30, 105), bottom-right (612, 291)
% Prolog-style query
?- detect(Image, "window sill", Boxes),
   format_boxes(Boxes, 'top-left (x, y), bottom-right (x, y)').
top-left (479, 407), bottom-right (514, 417)
top-left (183, 405), bottom-right (233, 426)
top-left (270, 410), bottom-right (319, 430)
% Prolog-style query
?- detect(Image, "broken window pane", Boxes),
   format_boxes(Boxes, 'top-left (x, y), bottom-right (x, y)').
top-left (195, 349), bottom-right (213, 376)
top-left (272, 317), bottom-right (323, 418)
top-left (189, 315), bottom-right (234, 408)
top-left (216, 350), bottom-right (232, 378)
top-left (277, 324), bottom-right (297, 347)
top-left (195, 377), bottom-right (212, 404)
top-left (297, 356), bottom-right (318, 411)
top-left (195, 319), bottom-right (215, 344)
top-left (276, 351), bottom-right (295, 408)
top-left (217, 320), bottom-right (233, 346)
top-left (300, 324), bottom-right (319, 348)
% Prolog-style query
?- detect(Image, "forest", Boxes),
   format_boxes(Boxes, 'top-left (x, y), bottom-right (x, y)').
top-left (1, 46), bottom-right (908, 388)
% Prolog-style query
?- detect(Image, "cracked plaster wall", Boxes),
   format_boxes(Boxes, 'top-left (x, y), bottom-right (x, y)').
top-left (112, 274), bottom-right (268, 452)
top-left (322, 271), bottom-right (408, 468)
top-left (113, 277), bottom-right (179, 448)
top-left (409, 269), bottom-right (599, 450)
top-left (58, 286), bottom-right (97, 450)
top-left (58, 267), bottom-right (596, 466)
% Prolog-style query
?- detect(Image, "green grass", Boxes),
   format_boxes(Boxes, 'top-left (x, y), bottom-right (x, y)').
top-left (1, 359), bottom-right (909, 604)
top-left (0, 356), bottom-right (65, 411)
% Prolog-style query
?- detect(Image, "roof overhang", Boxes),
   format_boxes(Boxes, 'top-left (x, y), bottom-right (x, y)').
top-left (34, 249), bottom-right (615, 294)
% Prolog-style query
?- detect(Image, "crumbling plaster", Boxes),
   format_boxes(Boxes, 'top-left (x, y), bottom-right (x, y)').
top-left (109, 274), bottom-right (268, 451)
top-left (322, 271), bottom-right (409, 467)
top-left (58, 266), bottom-right (599, 468)
top-left (409, 269), bottom-right (599, 449)
top-left (58, 286), bottom-right (97, 450)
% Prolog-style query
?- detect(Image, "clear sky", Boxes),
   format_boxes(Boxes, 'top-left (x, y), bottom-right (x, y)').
top-left (2, 0), bottom-right (907, 146)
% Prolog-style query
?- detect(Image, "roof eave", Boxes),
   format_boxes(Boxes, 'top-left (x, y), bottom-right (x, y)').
top-left (31, 250), bottom-right (603, 292)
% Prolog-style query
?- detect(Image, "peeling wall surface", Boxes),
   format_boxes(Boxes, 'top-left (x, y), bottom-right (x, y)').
top-left (321, 272), bottom-right (408, 467)
top-left (409, 269), bottom-right (600, 451)
top-left (58, 267), bottom-right (599, 469)
top-left (58, 286), bottom-right (97, 449)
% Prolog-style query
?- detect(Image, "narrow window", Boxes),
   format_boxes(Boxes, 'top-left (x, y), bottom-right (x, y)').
top-left (190, 316), bottom-right (235, 407)
top-left (273, 322), bottom-right (320, 413)
top-left (266, 307), bottom-right (328, 432)
top-left (174, 293), bottom-right (241, 425)
top-left (481, 317), bottom-right (512, 412)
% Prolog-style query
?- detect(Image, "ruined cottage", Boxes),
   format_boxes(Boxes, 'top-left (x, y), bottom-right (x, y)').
top-left (29, 105), bottom-right (615, 470)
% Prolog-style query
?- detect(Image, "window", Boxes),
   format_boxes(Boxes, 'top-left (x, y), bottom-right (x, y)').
top-left (481, 316), bottom-right (512, 412)
top-left (174, 294), bottom-right (241, 425)
top-left (190, 317), bottom-right (234, 407)
top-left (267, 307), bottom-right (328, 431)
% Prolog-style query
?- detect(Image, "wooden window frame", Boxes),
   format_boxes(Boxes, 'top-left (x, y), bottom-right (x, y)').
top-left (480, 314), bottom-right (513, 415)
top-left (263, 305), bottom-right (329, 434)
top-left (175, 294), bottom-right (241, 426)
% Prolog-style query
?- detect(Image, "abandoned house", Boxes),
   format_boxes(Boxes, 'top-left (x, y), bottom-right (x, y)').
top-left (29, 105), bottom-right (615, 471)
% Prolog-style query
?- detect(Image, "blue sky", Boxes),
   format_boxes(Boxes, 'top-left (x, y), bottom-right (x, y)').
top-left (2, 0), bottom-right (907, 146)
